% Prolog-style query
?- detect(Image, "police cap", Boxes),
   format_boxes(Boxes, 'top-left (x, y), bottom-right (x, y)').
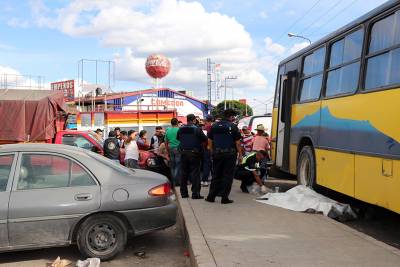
top-left (223, 109), bottom-right (238, 119)
top-left (186, 114), bottom-right (196, 122)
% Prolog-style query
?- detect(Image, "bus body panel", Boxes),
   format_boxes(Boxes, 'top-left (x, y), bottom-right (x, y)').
top-left (271, 107), bottom-right (278, 163)
top-left (355, 155), bottom-right (400, 213)
top-left (290, 101), bottom-right (322, 175)
top-left (316, 149), bottom-right (355, 197)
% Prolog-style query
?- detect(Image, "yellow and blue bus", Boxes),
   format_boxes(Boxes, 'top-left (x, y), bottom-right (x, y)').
top-left (271, 0), bottom-right (400, 213)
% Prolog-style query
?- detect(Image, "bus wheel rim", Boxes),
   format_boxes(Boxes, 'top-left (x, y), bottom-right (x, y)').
top-left (300, 156), bottom-right (310, 186)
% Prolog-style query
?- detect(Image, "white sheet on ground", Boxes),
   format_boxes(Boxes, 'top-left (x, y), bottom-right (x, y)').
top-left (256, 185), bottom-right (357, 220)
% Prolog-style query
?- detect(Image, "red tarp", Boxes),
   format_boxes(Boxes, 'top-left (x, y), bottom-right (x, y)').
top-left (0, 89), bottom-right (66, 143)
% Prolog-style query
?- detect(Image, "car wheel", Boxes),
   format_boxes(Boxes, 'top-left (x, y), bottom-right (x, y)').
top-left (77, 214), bottom-right (127, 261)
top-left (297, 146), bottom-right (316, 188)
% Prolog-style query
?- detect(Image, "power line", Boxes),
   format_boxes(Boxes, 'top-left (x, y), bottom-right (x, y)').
top-left (297, 0), bottom-right (345, 36)
top-left (274, 0), bottom-right (323, 44)
top-left (307, 0), bottom-right (359, 37)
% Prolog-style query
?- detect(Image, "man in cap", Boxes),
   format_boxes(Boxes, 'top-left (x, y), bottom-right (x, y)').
top-left (206, 109), bottom-right (242, 204)
top-left (177, 114), bottom-right (208, 199)
top-left (252, 124), bottom-right (270, 182)
top-left (252, 124), bottom-right (270, 152)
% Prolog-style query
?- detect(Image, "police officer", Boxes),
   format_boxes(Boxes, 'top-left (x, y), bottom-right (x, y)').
top-left (103, 130), bottom-right (120, 164)
top-left (206, 109), bottom-right (242, 204)
top-left (177, 114), bottom-right (208, 199)
top-left (234, 150), bottom-right (268, 193)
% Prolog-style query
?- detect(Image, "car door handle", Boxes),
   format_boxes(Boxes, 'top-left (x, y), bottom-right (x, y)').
top-left (75, 193), bottom-right (93, 201)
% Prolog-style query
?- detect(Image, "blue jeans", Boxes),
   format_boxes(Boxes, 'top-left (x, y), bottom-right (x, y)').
top-left (169, 148), bottom-right (181, 186)
top-left (202, 149), bottom-right (211, 182)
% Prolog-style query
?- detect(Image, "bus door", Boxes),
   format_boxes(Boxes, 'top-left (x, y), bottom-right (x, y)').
top-left (276, 71), bottom-right (296, 171)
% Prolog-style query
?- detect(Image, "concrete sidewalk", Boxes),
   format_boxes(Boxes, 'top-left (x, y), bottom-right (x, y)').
top-left (177, 180), bottom-right (400, 267)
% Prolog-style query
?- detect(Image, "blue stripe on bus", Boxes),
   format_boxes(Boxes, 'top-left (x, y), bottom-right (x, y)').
top-left (291, 107), bottom-right (400, 157)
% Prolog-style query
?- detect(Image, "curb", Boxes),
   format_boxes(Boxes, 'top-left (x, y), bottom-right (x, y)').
top-left (175, 189), bottom-right (217, 267)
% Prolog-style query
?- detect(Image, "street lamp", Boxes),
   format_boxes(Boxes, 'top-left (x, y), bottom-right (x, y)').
top-left (287, 33), bottom-right (312, 45)
top-left (224, 76), bottom-right (238, 109)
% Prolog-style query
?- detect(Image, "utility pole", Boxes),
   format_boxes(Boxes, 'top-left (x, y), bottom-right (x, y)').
top-left (224, 76), bottom-right (237, 109)
top-left (207, 58), bottom-right (214, 109)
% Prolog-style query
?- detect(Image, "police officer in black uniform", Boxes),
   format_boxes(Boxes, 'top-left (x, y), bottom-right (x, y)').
top-left (177, 114), bottom-right (208, 199)
top-left (206, 109), bottom-right (242, 204)
top-left (103, 130), bottom-right (120, 163)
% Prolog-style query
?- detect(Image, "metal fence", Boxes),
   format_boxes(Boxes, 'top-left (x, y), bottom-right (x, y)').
top-left (0, 74), bottom-right (45, 89)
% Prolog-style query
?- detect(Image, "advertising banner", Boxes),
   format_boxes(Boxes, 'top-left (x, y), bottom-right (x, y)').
top-left (51, 80), bottom-right (74, 101)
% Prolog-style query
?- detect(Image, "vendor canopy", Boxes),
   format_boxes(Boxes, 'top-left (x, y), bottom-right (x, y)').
top-left (0, 89), bottom-right (66, 142)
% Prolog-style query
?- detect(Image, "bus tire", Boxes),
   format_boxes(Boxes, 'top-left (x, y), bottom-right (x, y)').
top-left (297, 146), bottom-right (316, 188)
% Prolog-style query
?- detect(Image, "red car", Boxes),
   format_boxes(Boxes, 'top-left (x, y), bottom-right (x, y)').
top-left (54, 131), bottom-right (170, 177)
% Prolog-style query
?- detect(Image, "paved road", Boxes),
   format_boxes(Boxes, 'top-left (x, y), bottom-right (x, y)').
top-left (0, 217), bottom-right (189, 267)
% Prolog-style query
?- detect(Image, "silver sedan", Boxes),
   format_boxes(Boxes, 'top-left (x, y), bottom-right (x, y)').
top-left (0, 144), bottom-right (176, 260)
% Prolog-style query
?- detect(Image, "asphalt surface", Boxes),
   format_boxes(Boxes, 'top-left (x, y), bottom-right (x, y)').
top-left (0, 215), bottom-right (189, 267)
top-left (265, 178), bottom-right (400, 250)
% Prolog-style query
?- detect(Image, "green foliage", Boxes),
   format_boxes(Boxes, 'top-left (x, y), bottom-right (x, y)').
top-left (211, 100), bottom-right (253, 119)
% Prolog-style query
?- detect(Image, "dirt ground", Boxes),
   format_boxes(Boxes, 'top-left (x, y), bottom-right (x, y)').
top-left (0, 216), bottom-right (189, 267)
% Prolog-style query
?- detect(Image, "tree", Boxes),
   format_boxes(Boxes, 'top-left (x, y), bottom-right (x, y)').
top-left (211, 100), bottom-right (253, 119)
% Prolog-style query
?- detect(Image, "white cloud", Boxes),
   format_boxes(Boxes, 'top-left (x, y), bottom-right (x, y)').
top-left (264, 37), bottom-right (285, 56)
top-left (288, 41), bottom-right (309, 54)
top-left (17, 0), bottom-right (268, 94)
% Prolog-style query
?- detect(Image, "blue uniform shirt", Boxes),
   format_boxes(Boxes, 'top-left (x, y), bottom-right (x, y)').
top-left (177, 124), bottom-right (207, 151)
top-left (208, 120), bottom-right (241, 150)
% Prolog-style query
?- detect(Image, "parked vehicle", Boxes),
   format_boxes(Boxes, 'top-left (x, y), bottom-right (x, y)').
top-left (53, 130), bottom-right (170, 177)
top-left (238, 114), bottom-right (272, 135)
top-left (0, 144), bottom-right (176, 260)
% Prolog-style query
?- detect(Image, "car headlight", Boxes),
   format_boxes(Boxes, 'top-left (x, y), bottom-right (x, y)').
top-left (146, 157), bottom-right (157, 167)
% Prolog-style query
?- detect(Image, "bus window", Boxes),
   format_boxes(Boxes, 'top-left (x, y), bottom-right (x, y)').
top-left (299, 47), bottom-right (326, 102)
top-left (365, 11), bottom-right (400, 90)
top-left (369, 12), bottom-right (400, 53)
top-left (326, 29), bottom-right (363, 97)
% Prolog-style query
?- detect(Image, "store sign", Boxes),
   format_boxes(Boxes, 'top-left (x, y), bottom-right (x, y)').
top-left (51, 80), bottom-right (74, 101)
top-left (124, 96), bottom-right (204, 117)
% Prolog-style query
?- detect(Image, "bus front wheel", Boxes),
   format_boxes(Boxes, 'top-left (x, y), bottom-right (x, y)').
top-left (297, 146), bottom-right (316, 188)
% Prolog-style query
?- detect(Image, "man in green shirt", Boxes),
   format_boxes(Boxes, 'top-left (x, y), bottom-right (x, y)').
top-left (165, 118), bottom-right (181, 186)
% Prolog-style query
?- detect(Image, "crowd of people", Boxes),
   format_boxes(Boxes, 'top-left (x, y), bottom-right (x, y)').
top-left (93, 109), bottom-right (271, 204)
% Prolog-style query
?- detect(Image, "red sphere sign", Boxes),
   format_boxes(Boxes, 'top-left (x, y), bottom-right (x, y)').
top-left (145, 54), bottom-right (171, 79)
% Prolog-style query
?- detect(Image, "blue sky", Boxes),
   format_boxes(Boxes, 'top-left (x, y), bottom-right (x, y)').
top-left (0, 0), bottom-right (388, 113)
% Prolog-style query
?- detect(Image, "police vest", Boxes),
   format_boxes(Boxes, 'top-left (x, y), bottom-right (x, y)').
top-left (212, 121), bottom-right (236, 150)
top-left (179, 125), bottom-right (202, 151)
top-left (242, 151), bottom-right (256, 165)
top-left (241, 152), bottom-right (259, 171)
top-left (104, 138), bottom-right (120, 160)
